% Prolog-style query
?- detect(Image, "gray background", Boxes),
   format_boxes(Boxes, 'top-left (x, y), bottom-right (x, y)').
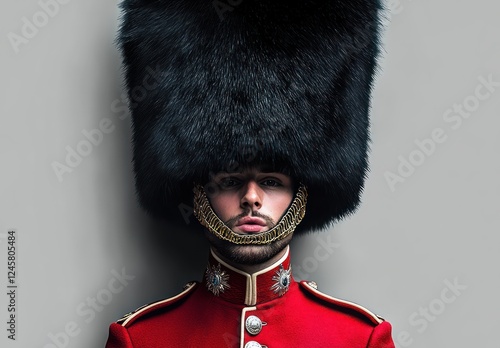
top-left (1, 0), bottom-right (499, 347)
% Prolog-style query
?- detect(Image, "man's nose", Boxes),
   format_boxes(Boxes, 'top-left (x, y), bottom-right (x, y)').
top-left (240, 181), bottom-right (262, 210)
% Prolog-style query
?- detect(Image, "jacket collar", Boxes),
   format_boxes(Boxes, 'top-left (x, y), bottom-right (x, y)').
top-left (204, 246), bottom-right (293, 306)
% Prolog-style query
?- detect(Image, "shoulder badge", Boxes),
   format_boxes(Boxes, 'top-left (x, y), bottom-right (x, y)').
top-left (299, 281), bottom-right (384, 325)
top-left (116, 282), bottom-right (197, 327)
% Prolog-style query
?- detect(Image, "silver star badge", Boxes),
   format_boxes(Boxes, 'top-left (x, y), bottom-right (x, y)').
top-left (205, 263), bottom-right (230, 296)
top-left (271, 264), bottom-right (292, 296)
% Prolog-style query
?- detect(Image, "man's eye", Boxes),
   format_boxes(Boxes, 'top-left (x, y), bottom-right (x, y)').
top-left (261, 179), bottom-right (281, 187)
top-left (219, 178), bottom-right (240, 188)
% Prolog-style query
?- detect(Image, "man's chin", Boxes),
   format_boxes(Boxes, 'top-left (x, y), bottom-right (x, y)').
top-left (204, 230), bottom-right (292, 266)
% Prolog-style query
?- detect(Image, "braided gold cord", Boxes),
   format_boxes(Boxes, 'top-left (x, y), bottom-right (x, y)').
top-left (193, 184), bottom-right (308, 245)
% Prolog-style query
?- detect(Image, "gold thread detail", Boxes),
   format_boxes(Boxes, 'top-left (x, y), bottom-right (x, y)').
top-left (193, 184), bottom-right (308, 245)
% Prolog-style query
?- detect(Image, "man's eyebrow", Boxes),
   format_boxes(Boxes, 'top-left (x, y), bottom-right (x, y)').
top-left (210, 172), bottom-right (241, 181)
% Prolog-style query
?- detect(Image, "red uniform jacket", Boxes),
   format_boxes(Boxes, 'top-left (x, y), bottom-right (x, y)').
top-left (106, 248), bottom-right (395, 348)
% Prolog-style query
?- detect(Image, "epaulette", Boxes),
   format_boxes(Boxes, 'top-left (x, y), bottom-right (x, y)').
top-left (116, 282), bottom-right (198, 327)
top-left (299, 280), bottom-right (384, 325)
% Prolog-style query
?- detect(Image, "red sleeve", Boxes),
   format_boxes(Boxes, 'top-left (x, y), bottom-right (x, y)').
top-left (367, 321), bottom-right (395, 348)
top-left (105, 323), bottom-right (134, 348)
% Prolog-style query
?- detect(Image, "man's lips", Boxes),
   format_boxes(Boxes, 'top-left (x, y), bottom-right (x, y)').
top-left (234, 216), bottom-right (267, 233)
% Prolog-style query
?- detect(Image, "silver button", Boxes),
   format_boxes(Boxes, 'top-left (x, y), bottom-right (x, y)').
top-left (245, 315), bottom-right (263, 335)
top-left (244, 341), bottom-right (262, 348)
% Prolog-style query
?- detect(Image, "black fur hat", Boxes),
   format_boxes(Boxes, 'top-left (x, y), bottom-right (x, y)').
top-left (119, 0), bottom-right (382, 233)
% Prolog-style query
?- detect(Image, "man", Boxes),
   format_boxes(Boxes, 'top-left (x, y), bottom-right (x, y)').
top-left (202, 167), bottom-right (298, 269)
top-left (106, 0), bottom-right (395, 347)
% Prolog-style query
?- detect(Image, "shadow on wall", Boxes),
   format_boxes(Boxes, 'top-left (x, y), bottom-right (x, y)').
top-left (142, 217), bottom-right (209, 287)
top-left (118, 194), bottom-right (209, 305)
top-left (89, 43), bottom-right (209, 347)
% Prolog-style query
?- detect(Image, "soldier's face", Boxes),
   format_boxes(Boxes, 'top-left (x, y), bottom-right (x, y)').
top-left (207, 168), bottom-right (294, 234)
top-left (204, 167), bottom-right (294, 264)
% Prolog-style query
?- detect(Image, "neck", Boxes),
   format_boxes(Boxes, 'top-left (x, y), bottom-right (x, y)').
top-left (211, 246), bottom-right (289, 274)
top-left (205, 246), bottom-right (293, 305)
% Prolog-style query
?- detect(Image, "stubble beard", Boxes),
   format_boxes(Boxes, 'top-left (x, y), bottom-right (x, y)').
top-left (204, 231), bottom-right (293, 265)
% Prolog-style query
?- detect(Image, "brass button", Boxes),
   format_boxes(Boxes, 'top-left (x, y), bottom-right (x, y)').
top-left (245, 315), bottom-right (263, 335)
top-left (244, 341), bottom-right (262, 348)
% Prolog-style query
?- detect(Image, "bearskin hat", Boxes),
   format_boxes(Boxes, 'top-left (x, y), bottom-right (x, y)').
top-left (119, 0), bottom-right (382, 234)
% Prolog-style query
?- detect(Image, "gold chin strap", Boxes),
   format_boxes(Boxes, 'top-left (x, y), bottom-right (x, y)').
top-left (193, 184), bottom-right (308, 245)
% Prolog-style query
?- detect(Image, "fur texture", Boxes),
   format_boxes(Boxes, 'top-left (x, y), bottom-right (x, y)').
top-left (119, 0), bottom-right (382, 233)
